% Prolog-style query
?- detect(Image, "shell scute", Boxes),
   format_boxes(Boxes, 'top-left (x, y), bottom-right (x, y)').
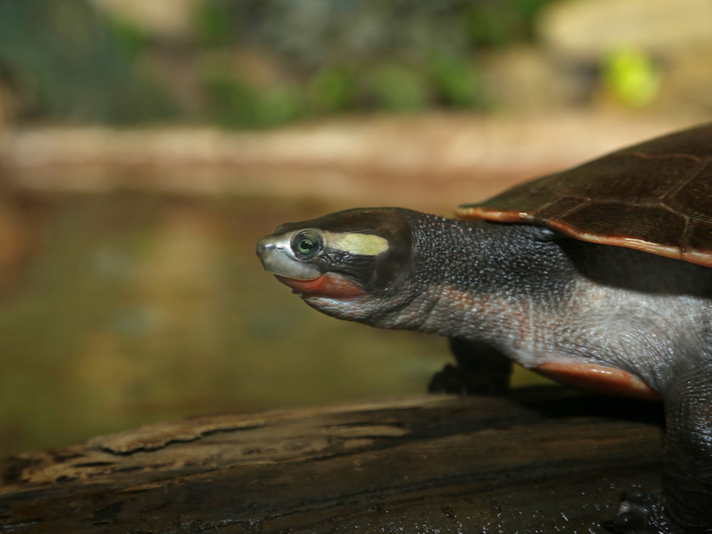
top-left (683, 219), bottom-right (712, 264)
top-left (551, 202), bottom-right (687, 255)
top-left (666, 160), bottom-right (712, 221)
top-left (457, 123), bottom-right (712, 266)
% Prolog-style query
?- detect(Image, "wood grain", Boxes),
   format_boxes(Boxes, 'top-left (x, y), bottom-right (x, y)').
top-left (0, 388), bottom-right (664, 533)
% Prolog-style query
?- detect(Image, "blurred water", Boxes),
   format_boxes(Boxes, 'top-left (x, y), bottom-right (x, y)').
top-left (0, 191), bottom-right (453, 457)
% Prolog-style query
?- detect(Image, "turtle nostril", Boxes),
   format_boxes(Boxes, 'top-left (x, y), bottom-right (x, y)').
top-left (256, 238), bottom-right (276, 257)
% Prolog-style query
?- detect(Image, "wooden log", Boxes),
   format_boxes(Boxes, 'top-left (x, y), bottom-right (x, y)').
top-left (0, 388), bottom-right (664, 533)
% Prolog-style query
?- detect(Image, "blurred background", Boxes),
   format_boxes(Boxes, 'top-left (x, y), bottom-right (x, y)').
top-left (0, 0), bottom-right (710, 457)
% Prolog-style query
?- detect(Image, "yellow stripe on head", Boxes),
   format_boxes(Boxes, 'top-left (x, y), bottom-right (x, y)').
top-left (325, 232), bottom-right (389, 256)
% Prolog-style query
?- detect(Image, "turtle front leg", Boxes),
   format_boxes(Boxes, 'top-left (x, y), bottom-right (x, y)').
top-left (614, 360), bottom-right (712, 533)
top-left (428, 338), bottom-right (512, 395)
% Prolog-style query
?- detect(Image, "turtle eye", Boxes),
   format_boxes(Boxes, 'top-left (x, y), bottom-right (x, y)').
top-left (291, 230), bottom-right (323, 260)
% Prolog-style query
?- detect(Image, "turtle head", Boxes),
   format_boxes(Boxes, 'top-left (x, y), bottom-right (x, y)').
top-left (256, 208), bottom-right (414, 320)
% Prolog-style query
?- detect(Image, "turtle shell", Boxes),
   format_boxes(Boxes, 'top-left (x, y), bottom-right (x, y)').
top-left (457, 123), bottom-right (712, 267)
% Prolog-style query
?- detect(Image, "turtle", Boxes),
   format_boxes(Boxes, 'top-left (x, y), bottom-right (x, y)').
top-left (256, 123), bottom-right (712, 533)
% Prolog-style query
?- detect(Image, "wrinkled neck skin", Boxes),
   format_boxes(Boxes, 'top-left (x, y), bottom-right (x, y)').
top-left (372, 212), bottom-right (571, 347)
top-left (303, 210), bottom-right (712, 394)
top-left (305, 210), bottom-right (573, 356)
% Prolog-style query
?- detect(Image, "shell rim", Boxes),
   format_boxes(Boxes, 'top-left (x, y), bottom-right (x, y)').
top-left (456, 205), bottom-right (712, 268)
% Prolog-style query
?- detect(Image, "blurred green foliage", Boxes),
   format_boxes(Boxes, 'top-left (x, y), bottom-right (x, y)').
top-left (195, 0), bottom-right (546, 127)
top-left (205, 72), bottom-right (306, 128)
top-left (367, 64), bottom-right (430, 112)
top-left (308, 66), bottom-right (358, 113)
top-left (0, 0), bottom-right (557, 127)
top-left (197, 0), bottom-right (554, 64)
top-left (109, 16), bottom-right (153, 60)
top-left (430, 56), bottom-right (483, 108)
top-left (603, 47), bottom-right (661, 108)
top-left (0, 0), bottom-right (171, 123)
top-left (202, 56), bottom-right (485, 128)
top-left (196, 0), bottom-right (237, 48)
top-left (464, 0), bottom-right (553, 46)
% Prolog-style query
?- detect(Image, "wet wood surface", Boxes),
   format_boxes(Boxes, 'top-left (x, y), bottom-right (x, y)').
top-left (0, 388), bottom-right (664, 533)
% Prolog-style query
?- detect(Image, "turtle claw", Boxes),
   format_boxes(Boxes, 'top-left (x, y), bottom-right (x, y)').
top-left (612, 490), bottom-right (673, 534)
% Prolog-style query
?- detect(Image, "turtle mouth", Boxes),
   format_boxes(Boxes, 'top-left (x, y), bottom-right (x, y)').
top-left (275, 273), bottom-right (365, 298)
top-left (256, 235), bottom-right (321, 281)
top-left (257, 233), bottom-right (366, 298)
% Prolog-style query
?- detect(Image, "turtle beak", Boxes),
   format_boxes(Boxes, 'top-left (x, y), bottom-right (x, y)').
top-left (256, 234), bottom-right (321, 281)
top-left (255, 235), bottom-right (276, 258)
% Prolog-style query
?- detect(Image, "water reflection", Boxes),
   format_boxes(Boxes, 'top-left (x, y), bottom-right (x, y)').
top-left (0, 191), bottom-right (450, 457)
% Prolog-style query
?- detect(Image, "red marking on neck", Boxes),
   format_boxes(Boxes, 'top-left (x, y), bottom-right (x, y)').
top-left (275, 273), bottom-right (364, 297)
top-left (534, 362), bottom-right (661, 401)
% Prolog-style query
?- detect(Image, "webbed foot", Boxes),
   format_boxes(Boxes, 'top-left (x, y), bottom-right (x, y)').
top-left (612, 490), bottom-right (674, 534)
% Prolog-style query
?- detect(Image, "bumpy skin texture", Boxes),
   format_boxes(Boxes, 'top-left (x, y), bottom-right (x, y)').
top-left (257, 208), bottom-right (712, 533)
